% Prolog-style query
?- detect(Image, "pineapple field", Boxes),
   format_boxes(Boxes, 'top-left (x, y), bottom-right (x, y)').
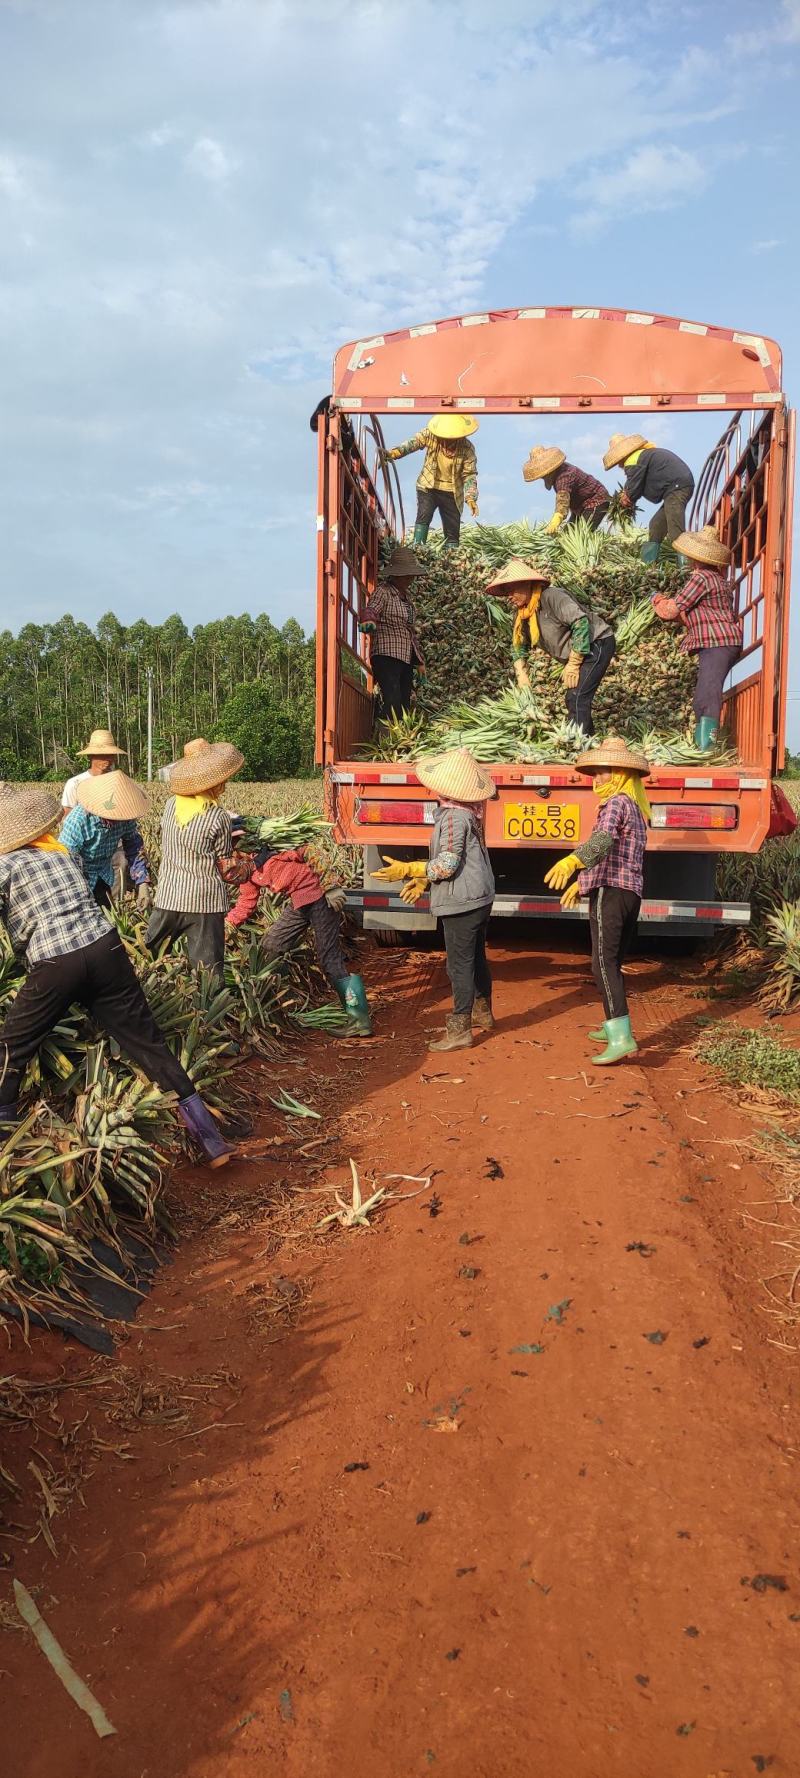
top-left (370, 517), bottom-right (735, 766)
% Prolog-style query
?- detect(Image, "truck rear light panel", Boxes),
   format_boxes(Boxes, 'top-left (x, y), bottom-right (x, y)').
top-left (650, 805), bottom-right (739, 830)
top-left (356, 798), bottom-right (437, 826)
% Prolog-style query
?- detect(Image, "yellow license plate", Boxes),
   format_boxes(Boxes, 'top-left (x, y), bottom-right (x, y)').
top-left (503, 802), bottom-right (581, 843)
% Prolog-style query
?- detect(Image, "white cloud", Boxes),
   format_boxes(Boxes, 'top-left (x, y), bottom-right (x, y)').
top-left (751, 237), bottom-right (782, 253)
top-left (184, 134), bottom-right (238, 182)
top-left (572, 143), bottom-right (707, 233)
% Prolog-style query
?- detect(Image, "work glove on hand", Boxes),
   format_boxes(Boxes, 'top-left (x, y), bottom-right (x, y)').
top-left (373, 856), bottom-right (427, 884)
top-left (652, 595), bottom-right (680, 621)
top-left (325, 886), bottom-right (347, 912)
top-left (544, 852), bottom-right (582, 892)
top-left (561, 651), bottom-right (584, 690)
top-left (136, 883), bottom-right (153, 910)
top-left (545, 512), bottom-right (564, 535)
top-left (466, 495), bottom-right (479, 518)
top-left (513, 657), bottom-right (531, 692)
top-left (359, 620), bottom-right (377, 636)
top-left (560, 880), bottom-right (581, 911)
top-left (399, 876), bottom-right (428, 905)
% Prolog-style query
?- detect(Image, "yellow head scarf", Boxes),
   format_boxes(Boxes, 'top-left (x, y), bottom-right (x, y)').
top-left (512, 589), bottom-right (541, 652)
top-left (30, 832), bottom-right (69, 854)
top-left (174, 793), bottom-right (219, 828)
top-left (594, 771), bottom-right (652, 822)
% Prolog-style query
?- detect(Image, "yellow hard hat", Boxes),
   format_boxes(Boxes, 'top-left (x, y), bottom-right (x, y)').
top-left (427, 414), bottom-right (479, 439)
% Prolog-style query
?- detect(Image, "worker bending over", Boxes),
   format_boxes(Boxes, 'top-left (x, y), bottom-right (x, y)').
top-left (487, 558), bottom-right (615, 737)
top-left (523, 446), bottom-right (610, 533)
top-left (603, 434), bottom-right (694, 563)
top-left (226, 846), bottom-right (372, 1037)
top-left (60, 771), bottom-right (152, 910)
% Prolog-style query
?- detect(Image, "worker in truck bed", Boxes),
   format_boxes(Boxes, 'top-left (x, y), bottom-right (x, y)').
top-left (651, 524), bottom-right (742, 752)
top-left (381, 414), bottom-right (479, 546)
top-left (226, 846), bottom-right (372, 1038)
top-left (486, 557), bottom-right (616, 737)
top-left (523, 445), bottom-right (610, 533)
top-left (603, 433), bottom-right (694, 563)
top-left (358, 544), bottom-right (426, 720)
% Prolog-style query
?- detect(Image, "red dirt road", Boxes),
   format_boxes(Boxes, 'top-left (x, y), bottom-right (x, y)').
top-left (3, 939), bottom-right (800, 1778)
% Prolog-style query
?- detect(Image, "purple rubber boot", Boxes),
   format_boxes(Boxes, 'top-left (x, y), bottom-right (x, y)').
top-left (177, 1093), bottom-right (233, 1169)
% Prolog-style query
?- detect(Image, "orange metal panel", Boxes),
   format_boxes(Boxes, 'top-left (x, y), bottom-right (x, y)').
top-left (333, 308), bottom-right (782, 414)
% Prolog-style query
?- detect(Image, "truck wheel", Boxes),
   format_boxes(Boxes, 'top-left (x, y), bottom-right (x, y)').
top-left (373, 928), bottom-right (404, 948)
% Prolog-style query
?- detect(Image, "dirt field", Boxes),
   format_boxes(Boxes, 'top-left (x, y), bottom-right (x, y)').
top-left (2, 932), bottom-right (800, 1778)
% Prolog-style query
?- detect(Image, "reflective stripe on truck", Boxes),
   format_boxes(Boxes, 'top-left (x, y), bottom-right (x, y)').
top-left (347, 890), bottom-right (750, 925)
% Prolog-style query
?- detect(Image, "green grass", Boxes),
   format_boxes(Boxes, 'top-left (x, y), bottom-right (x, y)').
top-left (694, 1022), bottom-right (800, 1099)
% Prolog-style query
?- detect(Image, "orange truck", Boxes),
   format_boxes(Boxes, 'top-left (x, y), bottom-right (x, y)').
top-left (315, 306), bottom-right (795, 936)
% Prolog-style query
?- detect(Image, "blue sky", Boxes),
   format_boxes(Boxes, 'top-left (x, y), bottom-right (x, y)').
top-left (1, 0), bottom-right (798, 728)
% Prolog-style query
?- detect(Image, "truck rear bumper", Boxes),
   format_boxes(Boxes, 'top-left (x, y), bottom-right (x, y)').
top-left (349, 890), bottom-right (750, 931)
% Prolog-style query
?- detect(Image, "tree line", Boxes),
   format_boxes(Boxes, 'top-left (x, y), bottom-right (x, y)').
top-left (0, 613), bottom-right (317, 782)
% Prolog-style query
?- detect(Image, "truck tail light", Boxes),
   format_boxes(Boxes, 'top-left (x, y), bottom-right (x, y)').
top-left (650, 804), bottom-right (738, 830)
top-left (355, 798), bottom-right (437, 825)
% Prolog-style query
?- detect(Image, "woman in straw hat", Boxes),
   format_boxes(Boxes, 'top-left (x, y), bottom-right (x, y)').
top-left (359, 543), bottom-right (426, 721)
top-left (0, 785), bottom-right (232, 1164)
top-left (381, 414), bottom-right (479, 547)
top-left (226, 841), bottom-right (373, 1037)
top-left (544, 736), bottom-right (651, 1065)
top-left (486, 558), bottom-right (616, 736)
top-left (602, 434), bottom-right (694, 563)
top-left (523, 446), bottom-right (610, 535)
top-left (61, 727), bottom-right (125, 812)
top-left (60, 771), bottom-right (152, 911)
top-left (373, 748), bottom-right (495, 1051)
top-left (147, 740), bottom-right (248, 981)
top-left (651, 525), bottom-right (742, 752)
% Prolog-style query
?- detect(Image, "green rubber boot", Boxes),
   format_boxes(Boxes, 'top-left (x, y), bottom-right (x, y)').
top-left (594, 1015), bottom-right (638, 1066)
top-left (694, 717), bottom-right (719, 752)
top-left (413, 523), bottom-right (429, 546)
top-left (588, 1024), bottom-right (608, 1043)
top-left (640, 539), bottom-right (661, 565)
top-left (335, 974), bottom-right (373, 1037)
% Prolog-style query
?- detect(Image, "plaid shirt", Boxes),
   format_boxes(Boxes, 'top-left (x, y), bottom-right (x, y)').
top-left (59, 804), bottom-right (149, 891)
top-left (577, 795), bottom-right (647, 896)
top-left (387, 430), bottom-right (478, 512)
top-left (360, 582), bottom-right (425, 667)
top-left (552, 463), bottom-right (609, 519)
top-left (0, 848), bottom-right (111, 965)
top-left (672, 568), bottom-right (743, 655)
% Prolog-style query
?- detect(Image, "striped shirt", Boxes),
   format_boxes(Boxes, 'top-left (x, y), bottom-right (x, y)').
top-left (59, 805), bottom-right (149, 891)
top-left (552, 463), bottom-right (609, 520)
top-left (360, 582), bottom-right (425, 667)
top-left (387, 430), bottom-right (478, 512)
top-left (577, 795), bottom-right (647, 896)
top-left (672, 568), bottom-right (743, 654)
top-left (154, 799), bottom-right (233, 915)
top-left (0, 848), bottom-right (110, 965)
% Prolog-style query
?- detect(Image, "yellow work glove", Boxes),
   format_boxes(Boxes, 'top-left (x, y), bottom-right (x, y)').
top-left (513, 657), bottom-right (531, 691)
top-left (561, 650), bottom-right (584, 690)
top-left (399, 876), bottom-right (428, 905)
top-left (373, 856), bottom-right (427, 883)
top-left (560, 880), bottom-right (581, 911)
top-left (545, 511), bottom-right (564, 535)
top-left (543, 852), bottom-right (581, 892)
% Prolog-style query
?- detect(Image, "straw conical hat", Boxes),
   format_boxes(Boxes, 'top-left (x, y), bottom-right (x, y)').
top-left (78, 727), bottom-right (125, 757)
top-left (183, 737), bottom-right (209, 758)
top-left (522, 445), bottom-right (565, 483)
top-left (427, 414), bottom-right (479, 439)
top-left (673, 525), bottom-right (732, 568)
top-left (576, 736), bottom-right (650, 776)
top-left (77, 770), bottom-right (149, 821)
top-left (385, 545), bottom-right (424, 579)
top-left (168, 741), bottom-right (244, 796)
top-left (414, 747), bottom-right (495, 803)
top-left (0, 785), bottom-right (63, 854)
top-left (603, 433), bottom-right (647, 470)
top-left (485, 557), bottom-right (551, 593)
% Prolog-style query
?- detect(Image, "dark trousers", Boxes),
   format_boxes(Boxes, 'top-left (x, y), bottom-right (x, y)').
top-left (146, 908), bottom-right (226, 978)
top-left (565, 633), bottom-right (616, 736)
top-left (0, 931), bottom-right (194, 1109)
top-left (372, 654), bottom-right (414, 721)
top-left (415, 487), bottom-right (461, 543)
top-left (567, 502), bottom-right (609, 532)
top-left (649, 486), bottom-right (692, 545)
top-left (93, 879), bottom-right (113, 909)
top-left (265, 897), bottom-right (348, 985)
top-left (693, 644), bottom-right (741, 722)
top-left (589, 887), bottom-right (640, 1020)
top-left (442, 904), bottom-right (492, 1017)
